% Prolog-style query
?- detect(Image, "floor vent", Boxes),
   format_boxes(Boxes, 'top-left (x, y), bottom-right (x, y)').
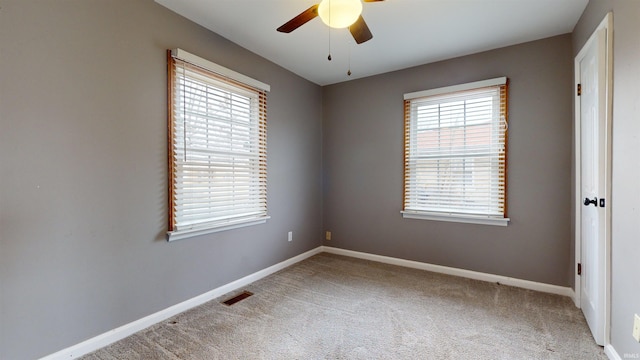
top-left (222, 291), bottom-right (253, 306)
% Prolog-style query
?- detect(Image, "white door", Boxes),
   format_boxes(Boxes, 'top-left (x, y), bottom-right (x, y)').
top-left (578, 26), bottom-right (608, 346)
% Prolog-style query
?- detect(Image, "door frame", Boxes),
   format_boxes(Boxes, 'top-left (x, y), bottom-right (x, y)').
top-left (573, 12), bottom-right (613, 345)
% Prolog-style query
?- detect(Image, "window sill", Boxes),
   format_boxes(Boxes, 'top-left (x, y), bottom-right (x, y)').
top-left (167, 216), bottom-right (270, 242)
top-left (401, 211), bottom-right (509, 227)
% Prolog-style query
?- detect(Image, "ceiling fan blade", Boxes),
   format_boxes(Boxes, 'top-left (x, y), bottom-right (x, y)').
top-left (349, 16), bottom-right (373, 44)
top-left (277, 4), bottom-right (319, 33)
top-left (363, 0), bottom-right (385, 2)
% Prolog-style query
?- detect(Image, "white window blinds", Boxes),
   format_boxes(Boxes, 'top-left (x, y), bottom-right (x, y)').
top-left (402, 78), bottom-right (509, 226)
top-left (167, 49), bottom-right (269, 241)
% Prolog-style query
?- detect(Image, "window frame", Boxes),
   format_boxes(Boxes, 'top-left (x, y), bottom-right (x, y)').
top-left (401, 77), bottom-right (510, 226)
top-left (166, 49), bottom-right (270, 241)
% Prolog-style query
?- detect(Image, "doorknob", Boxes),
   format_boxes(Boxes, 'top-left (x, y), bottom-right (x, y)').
top-left (584, 197), bottom-right (598, 206)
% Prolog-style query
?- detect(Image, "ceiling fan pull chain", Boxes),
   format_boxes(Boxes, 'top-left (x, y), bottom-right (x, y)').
top-left (347, 41), bottom-right (352, 76)
top-left (328, 2), bottom-right (332, 61)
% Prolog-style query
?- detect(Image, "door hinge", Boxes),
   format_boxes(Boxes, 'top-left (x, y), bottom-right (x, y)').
top-left (577, 263), bottom-right (582, 275)
top-left (577, 84), bottom-right (582, 96)
top-left (600, 198), bottom-right (606, 208)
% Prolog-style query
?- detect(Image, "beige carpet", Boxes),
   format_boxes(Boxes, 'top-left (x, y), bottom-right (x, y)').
top-left (81, 253), bottom-right (606, 359)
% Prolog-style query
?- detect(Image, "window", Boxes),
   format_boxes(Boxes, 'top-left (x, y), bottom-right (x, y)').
top-left (167, 49), bottom-right (270, 241)
top-left (402, 77), bottom-right (509, 226)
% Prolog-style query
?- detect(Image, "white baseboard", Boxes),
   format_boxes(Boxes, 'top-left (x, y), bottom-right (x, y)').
top-left (40, 246), bottom-right (323, 360)
top-left (42, 245), bottom-right (577, 359)
top-left (322, 246), bottom-right (574, 298)
top-left (568, 288), bottom-right (578, 306)
top-left (605, 344), bottom-right (622, 360)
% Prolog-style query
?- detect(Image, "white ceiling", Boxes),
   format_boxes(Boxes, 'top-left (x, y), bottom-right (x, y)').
top-left (155, 0), bottom-right (588, 86)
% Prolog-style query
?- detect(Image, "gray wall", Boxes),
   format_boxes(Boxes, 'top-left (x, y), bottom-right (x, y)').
top-left (322, 34), bottom-right (574, 286)
top-left (0, 1), bottom-right (323, 359)
top-left (574, 0), bottom-right (640, 356)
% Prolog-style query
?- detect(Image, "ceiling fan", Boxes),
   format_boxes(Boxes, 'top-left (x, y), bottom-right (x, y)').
top-left (277, 0), bottom-right (385, 45)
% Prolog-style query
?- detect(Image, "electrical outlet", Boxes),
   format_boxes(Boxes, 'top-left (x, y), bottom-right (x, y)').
top-left (288, 231), bottom-right (292, 242)
top-left (633, 314), bottom-right (640, 342)
top-left (325, 231), bottom-right (331, 241)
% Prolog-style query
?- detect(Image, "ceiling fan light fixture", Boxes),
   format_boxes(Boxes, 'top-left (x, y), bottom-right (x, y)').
top-left (318, 0), bottom-right (363, 29)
